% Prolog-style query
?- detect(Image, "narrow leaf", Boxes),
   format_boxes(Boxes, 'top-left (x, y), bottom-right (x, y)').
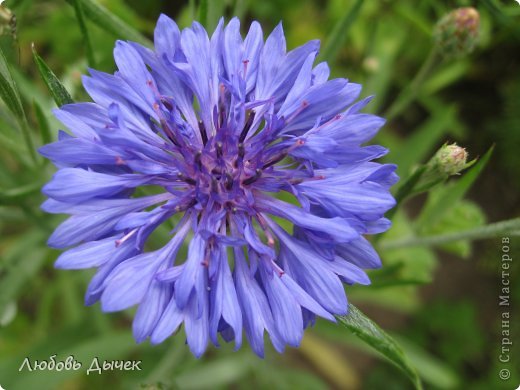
top-left (0, 181), bottom-right (46, 203)
top-left (300, 332), bottom-right (360, 389)
top-left (393, 335), bottom-right (460, 389)
top-left (1, 331), bottom-right (136, 390)
top-left (175, 356), bottom-right (252, 389)
top-left (207, 0), bottom-right (225, 31)
top-left (32, 100), bottom-right (51, 144)
top-left (0, 232), bottom-right (47, 316)
top-left (0, 47), bottom-right (38, 163)
top-left (32, 45), bottom-right (74, 107)
top-left (320, 0), bottom-right (364, 63)
top-left (0, 46), bottom-right (25, 120)
top-left (71, 0), bottom-right (96, 67)
top-left (337, 304), bottom-right (422, 390)
top-left (64, 0), bottom-right (152, 47)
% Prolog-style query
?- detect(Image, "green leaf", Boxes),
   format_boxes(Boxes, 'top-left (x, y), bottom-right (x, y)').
top-left (337, 304), bottom-right (422, 390)
top-left (71, 0), bottom-right (96, 67)
top-left (1, 331), bottom-right (137, 390)
top-left (420, 199), bottom-right (486, 257)
top-left (175, 356), bottom-right (252, 389)
top-left (32, 45), bottom-right (74, 107)
top-left (0, 231), bottom-right (48, 316)
top-left (0, 180), bottom-right (46, 203)
top-left (0, 46), bottom-right (26, 121)
top-left (423, 61), bottom-right (472, 95)
top-left (64, 0), bottom-right (152, 47)
top-left (313, 321), bottom-right (460, 390)
top-left (33, 100), bottom-right (52, 145)
top-left (364, 22), bottom-right (406, 114)
top-left (392, 335), bottom-right (460, 389)
top-left (319, 0), bottom-right (364, 63)
top-left (416, 145), bottom-right (494, 229)
top-left (0, 48), bottom-right (38, 163)
top-left (207, 0), bottom-right (225, 31)
top-left (377, 211), bottom-right (437, 284)
top-left (300, 332), bottom-right (360, 389)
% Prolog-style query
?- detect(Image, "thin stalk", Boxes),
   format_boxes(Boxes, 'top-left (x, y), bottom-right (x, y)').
top-left (320, 0), bottom-right (364, 63)
top-left (198, 0), bottom-right (208, 27)
top-left (189, 0), bottom-right (196, 21)
top-left (380, 218), bottom-right (520, 250)
top-left (378, 165), bottom-right (427, 233)
top-left (19, 118), bottom-right (38, 164)
top-left (384, 46), bottom-right (441, 121)
top-left (71, 0), bottom-right (96, 68)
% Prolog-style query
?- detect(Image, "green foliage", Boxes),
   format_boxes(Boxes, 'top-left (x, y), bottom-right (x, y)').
top-left (0, 46), bottom-right (25, 121)
top-left (32, 45), bottom-right (74, 107)
top-left (319, 0), bottom-right (364, 63)
top-left (337, 304), bottom-right (422, 389)
top-left (71, 0), bottom-right (96, 67)
top-left (63, 0), bottom-right (152, 46)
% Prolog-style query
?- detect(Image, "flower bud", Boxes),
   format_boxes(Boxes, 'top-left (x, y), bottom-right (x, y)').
top-left (433, 143), bottom-right (468, 176)
top-left (413, 143), bottom-right (470, 194)
top-left (433, 7), bottom-right (480, 58)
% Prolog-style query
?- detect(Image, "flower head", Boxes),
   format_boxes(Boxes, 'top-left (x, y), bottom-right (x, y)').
top-left (40, 15), bottom-right (397, 357)
top-left (433, 7), bottom-right (480, 58)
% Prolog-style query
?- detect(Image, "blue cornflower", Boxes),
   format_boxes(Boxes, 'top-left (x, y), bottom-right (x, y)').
top-left (40, 15), bottom-right (397, 357)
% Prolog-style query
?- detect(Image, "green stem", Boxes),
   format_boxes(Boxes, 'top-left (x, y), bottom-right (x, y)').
top-left (320, 0), bottom-right (364, 63)
top-left (189, 0), bottom-right (197, 21)
top-left (383, 165), bottom-right (427, 223)
top-left (198, 0), bottom-right (208, 26)
top-left (19, 118), bottom-right (38, 164)
top-left (71, 0), bottom-right (96, 68)
top-left (384, 46), bottom-right (441, 121)
top-left (145, 340), bottom-right (185, 384)
top-left (380, 218), bottom-right (520, 250)
top-left (233, 0), bottom-right (248, 20)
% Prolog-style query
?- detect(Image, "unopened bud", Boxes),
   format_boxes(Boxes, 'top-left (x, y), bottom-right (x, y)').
top-left (433, 7), bottom-right (480, 58)
top-left (433, 143), bottom-right (468, 175)
top-left (413, 143), bottom-right (471, 194)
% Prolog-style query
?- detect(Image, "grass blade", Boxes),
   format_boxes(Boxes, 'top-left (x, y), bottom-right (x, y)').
top-left (32, 45), bottom-right (74, 107)
top-left (64, 0), bottom-right (151, 46)
top-left (320, 0), bottom-right (364, 63)
top-left (0, 47), bottom-right (38, 163)
top-left (0, 46), bottom-right (25, 120)
top-left (71, 0), bottom-right (96, 67)
top-left (33, 100), bottom-right (51, 145)
top-left (198, 0), bottom-right (208, 27)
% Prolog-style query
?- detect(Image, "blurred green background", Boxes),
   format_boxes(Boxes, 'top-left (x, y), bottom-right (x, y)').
top-left (0, 0), bottom-right (519, 389)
